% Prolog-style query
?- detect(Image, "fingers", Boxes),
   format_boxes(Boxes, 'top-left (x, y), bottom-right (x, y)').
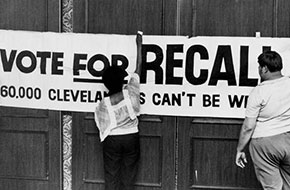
top-left (237, 159), bottom-right (245, 168)
top-left (235, 152), bottom-right (247, 168)
top-left (136, 31), bottom-right (143, 45)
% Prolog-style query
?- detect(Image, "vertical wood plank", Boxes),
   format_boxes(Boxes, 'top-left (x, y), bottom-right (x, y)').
top-left (276, 0), bottom-right (290, 37)
top-left (73, 0), bottom-right (177, 35)
top-left (0, 0), bottom-right (61, 189)
top-left (180, 0), bottom-right (276, 37)
top-left (0, 0), bottom-right (60, 32)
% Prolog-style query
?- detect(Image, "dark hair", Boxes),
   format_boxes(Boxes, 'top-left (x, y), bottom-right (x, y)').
top-left (258, 51), bottom-right (283, 72)
top-left (102, 65), bottom-right (128, 95)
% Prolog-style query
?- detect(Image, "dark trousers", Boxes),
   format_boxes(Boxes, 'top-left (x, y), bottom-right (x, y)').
top-left (103, 133), bottom-right (140, 190)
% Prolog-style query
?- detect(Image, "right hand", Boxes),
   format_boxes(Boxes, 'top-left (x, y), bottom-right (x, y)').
top-left (136, 32), bottom-right (142, 46)
top-left (235, 151), bottom-right (247, 168)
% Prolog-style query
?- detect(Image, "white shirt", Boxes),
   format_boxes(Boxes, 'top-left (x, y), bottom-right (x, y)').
top-left (246, 76), bottom-right (290, 138)
top-left (95, 73), bottom-right (140, 141)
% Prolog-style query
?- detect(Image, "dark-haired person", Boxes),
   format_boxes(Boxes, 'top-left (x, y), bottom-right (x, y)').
top-left (94, 32), bottom-right (142, 190)
top-left (236, 51), bottom-right (290, 190)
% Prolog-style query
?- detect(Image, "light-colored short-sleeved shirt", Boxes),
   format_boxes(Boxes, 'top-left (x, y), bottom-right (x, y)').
top-left (95, 73), bottom-right (140, 141)
top-left (246, 76), bottom-right (290, 138)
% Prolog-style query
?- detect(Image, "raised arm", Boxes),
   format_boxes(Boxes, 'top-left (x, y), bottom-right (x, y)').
top-left (134, 31), bottom-right (142, 76)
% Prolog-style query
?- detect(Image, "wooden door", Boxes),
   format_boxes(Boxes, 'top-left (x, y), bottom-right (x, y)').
top-left (0, 0), bottom-right (61, 190)
top-left (72, 0), bottom-right (177, 189)
top-left (177, 117), bottom-right (261, 190)
top-left (0, 107), bottom-right (61, 190)
top-left (72, 113), bottom-right (176, 190)
top-left (177, 0), bottom-right (290, 189)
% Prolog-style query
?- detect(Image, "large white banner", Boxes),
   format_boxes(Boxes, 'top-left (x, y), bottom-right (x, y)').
top-left (0, 30), bottom-right (290, 118)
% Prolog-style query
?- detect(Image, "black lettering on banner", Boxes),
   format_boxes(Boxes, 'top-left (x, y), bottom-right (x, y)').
top-left (171, 93), bottom-right (181, 106)
top-left (19, 87), bottom-right (25, 98)
top-left (72, 54), bottom-right (129, 83)
top-left (95, 91), bottom-right (103, 102)
top-left (48, 89), bottom-right (108, 103)
top-left (0, 85), bottom-right (41, 100)
top-left (162, 93), bottom-right (171, 105)
top-left (152, 93), bottom-right (161, 105)
top-left (0, 49), bottom-right (17, 72)
top-left (26, 87), bottom-right (33, 99)
top-left (71, 90), bottom-right (79, 102)
top-left (187, 93), bottom-right (196, 106)
top-left (49, 89), bottom-right (56, 100)
top-left (52, 52), bottom-right (64, 75)
top-left (78, 90), bottom-right (95, 103)
top-left (0, 50), bottom-right (64, 74)
top-left (166, 44), bottom-right (183, 85)
top-left (152, 92), bottom-right (182, 106)
top-left (16, 50), bottom-right (37, 73)
top-left (73, 53), bottom-right (87, 75)
top-left (63, 89), bottom-right (70, 101)
top-left (80, 90), bottom-right (87, 102)
top-left (228, 95), bottom-right (248, 108)
top-left (141, 44), bottom-right (164, 84)
top-left (185, 45), bottom-right (209, 85)
top-left (87, 54), bottom-right (110, 77)
top-left (209, 45), bottom-right (236, 86)
top-left (203, 94), bottom-right (220, 107)
top-left (112, 55), bottom-right (129, 70)
top-left (239, 46), bottom-right (258, 87)
top-left (35, 88), bottom-right (41, 99)
top-left (88, 91), bottom-right (95, 102)
top-left (140, 92), bottom-right (146, 104)
top-left (37, 51), bottom-right (51, 74)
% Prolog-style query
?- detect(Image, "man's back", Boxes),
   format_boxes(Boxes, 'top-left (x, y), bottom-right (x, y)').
top-left (246, 76), bottom-right (290, 138)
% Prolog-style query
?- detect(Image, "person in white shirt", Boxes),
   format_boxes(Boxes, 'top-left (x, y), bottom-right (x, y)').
top-left (95, 32), bottom-right (142, 190)
top-left (236, 51), bottom-right (290, 190)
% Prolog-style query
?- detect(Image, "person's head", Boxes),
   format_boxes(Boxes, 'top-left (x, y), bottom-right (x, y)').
top-left (257, 51), bottom-right (282, 80)
top-left (102, 65), bottom-right (128, 95)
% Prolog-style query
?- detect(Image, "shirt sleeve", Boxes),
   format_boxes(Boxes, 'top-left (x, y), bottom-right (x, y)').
top-left (94, 100), bottom-right (111, 133)
top-left (125, 73), bottom-right (140, 115)
top-left (128, 73), bottom-right (140, 90)
top-left (245, 87), bottom-right (262, 118)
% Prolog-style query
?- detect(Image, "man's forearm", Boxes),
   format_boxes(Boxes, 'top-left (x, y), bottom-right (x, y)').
top-left (237, 127), bottom-right (253, 152)
top-left (237, 118), bottom-right (257, 152)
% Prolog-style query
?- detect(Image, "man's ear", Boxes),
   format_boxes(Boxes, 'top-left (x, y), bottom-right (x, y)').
top-left (261, 66), bottom-right (269, 73)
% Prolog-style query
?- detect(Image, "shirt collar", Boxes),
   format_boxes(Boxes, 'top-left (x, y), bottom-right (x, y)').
top-left (259, 76), bottom-right (289, 86)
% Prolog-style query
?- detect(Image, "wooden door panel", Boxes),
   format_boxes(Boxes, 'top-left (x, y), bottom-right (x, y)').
top-left (72, 112), bottom-right (103, 190)
top-left (177, 117), bottom-right (262, 190)
top-left (194, 0), bottom-right (274, 37)
top-left (276, 0), bottom-right (290, 37)
top-left (136, 115), bottom-right (176, 189)
top-left (0, 107), bottom-right (61, 190)
top-left (72, 113), bottom-right (176, 190)
top-left (180, 0), bottom-right (289, 37)
top-left (0, 0), bottom-right (59, 32)
top-left (73, 0), bottom-right (177, 35)
top-left (0, 130), bottom-right (48, 180)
